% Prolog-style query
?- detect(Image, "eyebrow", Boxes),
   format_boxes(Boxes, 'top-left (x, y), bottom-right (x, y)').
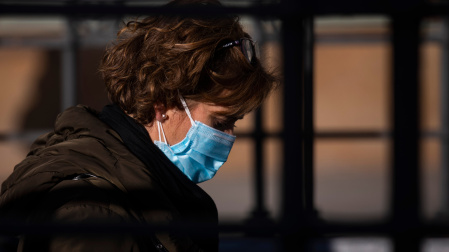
top-left (211, 115), bottom-right (242, 124)
top-left (210, 109), bottom-right (244, 121)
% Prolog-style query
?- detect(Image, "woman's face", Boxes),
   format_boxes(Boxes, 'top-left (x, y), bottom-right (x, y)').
top-left (147, 101), bottom-right (242, 146)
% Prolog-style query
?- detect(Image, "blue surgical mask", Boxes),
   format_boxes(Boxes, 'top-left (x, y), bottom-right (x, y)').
top-left (154, 96), bottom-right (236, 183)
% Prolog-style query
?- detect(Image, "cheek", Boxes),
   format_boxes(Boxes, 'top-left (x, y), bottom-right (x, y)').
top-left (175, 122), bottom-right (192, 142)
top-left (166, 112), bottom-right (193, 145)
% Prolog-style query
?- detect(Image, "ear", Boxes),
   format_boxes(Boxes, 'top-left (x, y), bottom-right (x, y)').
top-left (154, 103), bottom-right (167, 122)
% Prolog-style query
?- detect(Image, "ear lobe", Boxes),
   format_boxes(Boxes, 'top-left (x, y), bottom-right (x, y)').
top-left (154, 103), bottom-right (167, 122)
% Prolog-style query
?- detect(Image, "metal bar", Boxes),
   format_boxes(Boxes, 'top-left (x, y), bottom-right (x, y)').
top-left (391, 14), bottom-right (421, 252)
top-left (0, 4), bottom-right (285, 16)
top-left (254, 109), bottom-right (264, 217)
top-left (1, 1), bottom-right (449, 16)
top-left (245, 108), bottom-right (273, 232)
top-left (303, 16), bottom-right (316, 219)
top-left (281, 9), bottom-right (306, 251)
top-left (5, 219), bottom-right (449, 237)
top-left (3, 33), bottom-right (447, 49)
top-left (4, 130), bottom-right (446, 143)
top-left (255, 109), bottom-right (269, 218)
top-left (439, 18), bottom-right (449, 219)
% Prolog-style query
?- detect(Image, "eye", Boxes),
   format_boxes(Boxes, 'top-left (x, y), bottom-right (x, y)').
top-left (212, 118), bottom-right (237, 132)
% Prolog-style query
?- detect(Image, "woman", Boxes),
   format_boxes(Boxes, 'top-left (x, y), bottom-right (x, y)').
top-left (0, 0), bottom-right (277, 251)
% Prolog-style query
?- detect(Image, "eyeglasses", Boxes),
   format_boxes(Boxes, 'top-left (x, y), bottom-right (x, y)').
top-left (222, 38), bottom-right (259, 64)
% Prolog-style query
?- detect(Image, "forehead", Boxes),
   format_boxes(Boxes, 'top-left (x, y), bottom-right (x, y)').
top-left (187, 100), bottom-right (233, 118)
top-left (185, 96), bottom-right (245, 119)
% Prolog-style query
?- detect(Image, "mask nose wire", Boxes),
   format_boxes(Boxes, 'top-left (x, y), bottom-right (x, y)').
top-left (179, 95), bottom-right (195, 126)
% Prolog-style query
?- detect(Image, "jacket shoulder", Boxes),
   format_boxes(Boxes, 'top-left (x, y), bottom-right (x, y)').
top-left (18, 176), bottom-right (156, 252)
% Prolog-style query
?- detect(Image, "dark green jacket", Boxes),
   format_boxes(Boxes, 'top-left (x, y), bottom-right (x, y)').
top-left (0, 105), bottom-right (218, 252)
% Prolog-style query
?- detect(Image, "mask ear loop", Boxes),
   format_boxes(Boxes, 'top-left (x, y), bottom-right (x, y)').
top-left (157, 120), bottom-right (168, 145)
top-left (179, 95), bottom-right (195, 126)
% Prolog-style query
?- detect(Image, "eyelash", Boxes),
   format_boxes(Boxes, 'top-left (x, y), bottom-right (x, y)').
top-left (213, 119), bottom-right (236, 132)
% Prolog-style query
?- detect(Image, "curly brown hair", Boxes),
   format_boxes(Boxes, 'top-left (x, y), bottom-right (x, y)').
top-left (100, 0), bottom-right (277, 125)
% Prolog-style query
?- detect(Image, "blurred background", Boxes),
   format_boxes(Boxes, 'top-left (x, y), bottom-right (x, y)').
top-left (1, 0), bottom-right (448, 251)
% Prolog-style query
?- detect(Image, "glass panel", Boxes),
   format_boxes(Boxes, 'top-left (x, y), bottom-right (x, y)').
top-left (0, 16), bottom-right (64, 40)
top-left (421, 30), bottom-right (442, 132)
top-left (265, 138), bottom-right (282, 220)
top-left (315, 16), bottom-right (390, 131)
top-left (310, 237), bottom-right (392, 252)
top-left (330, 237), bottom-right (392, 252)
top-left (421, 139), bottom-right (441, 219)
top-left (0, 48), bottom-right (55, 132)
top-left (264, 87), bottom-right (283, 133)
top-left (315, 139), bottom-right (390, 221)
top-left (422, 238), bottom-right (449, 252)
